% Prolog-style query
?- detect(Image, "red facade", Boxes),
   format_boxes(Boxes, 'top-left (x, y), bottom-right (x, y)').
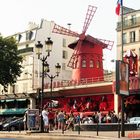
top-left (43, 94), bottom-right (114, 115)
top-left (68, 35), bottom-right (106, 82)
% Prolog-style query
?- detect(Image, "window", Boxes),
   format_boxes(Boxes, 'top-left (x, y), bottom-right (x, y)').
top-left (82, 60), bottom-right (86, 68)
top-left (100, 62), bottom-right (103, 68)
top-left (15, 85), bottom-right (18, 93)
top-left (123, 17), bottom-right (128, 26)
top-left (23, 83), bottom-right (28, 92)
top-left (10, 85), bottom-right (15, 94)
top-left (123, 33), bottom-right (127, 44)
top-left (26, 44), bottom-right (29, 48)
top-left (62, 50), bottom-right (68, 59)
top-left (17, 34), bottom-right (22, 43)
top-left (131, 15), bottom-right (136, 25)
top-left (26, 31), bottom-right (33, 41)
top-left (63, 38), bottom-right (66, 47)
top-left (62, 63), bottom-right (66, 70)
top-left (130, 31), bottom-right (136, 43)
top-left (97, 60), bottom-right (100, 68)
top-left (89, 60), bottom-right (94, 68)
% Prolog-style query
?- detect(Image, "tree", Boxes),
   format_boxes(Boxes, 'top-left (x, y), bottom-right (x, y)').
top-left (0, 36), bottom-right (23, 90)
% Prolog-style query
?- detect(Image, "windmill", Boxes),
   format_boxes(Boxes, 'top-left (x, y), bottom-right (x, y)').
top-left (52, 5), bottom-right (114, 82)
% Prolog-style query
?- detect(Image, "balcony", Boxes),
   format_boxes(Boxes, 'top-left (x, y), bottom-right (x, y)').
top-left (18, 47), bottom-right (33, 54)
top-left (44, 73), bottom-right (140, 94)
top-left (116, 17), bottom-right (140, 31)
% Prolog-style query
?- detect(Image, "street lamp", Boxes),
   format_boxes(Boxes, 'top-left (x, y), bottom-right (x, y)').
top-left (45, 63), bottom-right (61, 108)
top-left (35, 37), bottom-right (53, 132)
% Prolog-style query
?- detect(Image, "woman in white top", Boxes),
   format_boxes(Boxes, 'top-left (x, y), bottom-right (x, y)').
top-left (42, 105), bottom-right (49, 132)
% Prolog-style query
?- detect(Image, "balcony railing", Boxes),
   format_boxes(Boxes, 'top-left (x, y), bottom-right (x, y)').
top-left (18, 47), bottom-right (33, 54)
top-left (116, 17), bottom-right (140, 31)
top-left (44, 74), bottom-right (114, 89)
top-left (44, 74), bottom-right (140, 93)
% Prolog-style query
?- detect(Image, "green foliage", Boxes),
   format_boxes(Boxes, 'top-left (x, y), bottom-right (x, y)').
top-left (0, 36), bottom-right (23, 89)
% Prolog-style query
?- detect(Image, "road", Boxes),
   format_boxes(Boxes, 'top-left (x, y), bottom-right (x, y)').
top-left (0, 130), bottom-right (140, 140)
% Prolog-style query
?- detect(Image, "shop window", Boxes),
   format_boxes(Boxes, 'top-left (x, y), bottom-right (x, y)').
top-left (6, 100), bottom-right (16, 108)
top-left (82, 60), bottom-right (86, 68)
top-left (17, 99), bottom-right (28, 108)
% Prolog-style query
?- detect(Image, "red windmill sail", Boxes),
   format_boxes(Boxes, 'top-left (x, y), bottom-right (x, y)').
top-left (52, 5), bottom-right (114, 69)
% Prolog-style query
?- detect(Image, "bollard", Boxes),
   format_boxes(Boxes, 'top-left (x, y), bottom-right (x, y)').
top-left (77, 114), bottom-right (80, 135)
top-left (118, 120), bottom-right (120, 138)
top-left (8, 121), bottom-right (10, 132)
top-left (96, 122), bottom-right (99, 136)
top-left (19, 121), bottom-right (21, 132)
top-left (62, 121), bottom-right (64, 134)
top-left (78, 120), bottom-right (80, 135)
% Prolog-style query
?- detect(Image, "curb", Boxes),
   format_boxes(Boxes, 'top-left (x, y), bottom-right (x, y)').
top-left (0, 131), bottom-right (130, 140)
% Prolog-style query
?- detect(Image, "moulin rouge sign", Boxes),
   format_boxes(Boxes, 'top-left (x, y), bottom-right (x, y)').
top-left (125, 95), bottom-right (140, 107)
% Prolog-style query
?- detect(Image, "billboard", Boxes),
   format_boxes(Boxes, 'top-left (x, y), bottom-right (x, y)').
top-left (116, 60), bottom-right (129, 96)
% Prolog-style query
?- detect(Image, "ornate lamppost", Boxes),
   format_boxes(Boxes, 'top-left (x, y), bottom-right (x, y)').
top-left (44, 63), bottom-right (61, 108)
top-left (35, 37), bottom-right (53, 132)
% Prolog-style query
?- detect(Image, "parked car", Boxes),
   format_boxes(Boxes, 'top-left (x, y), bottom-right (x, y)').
top-left (2, 117), bottom-right (24, 131)
top-left (0, 117), bottom-right (19, 131)
top-left (128, 117), bottom-right (140, 128)
top-left (82, 117), bottom-right (94, 124)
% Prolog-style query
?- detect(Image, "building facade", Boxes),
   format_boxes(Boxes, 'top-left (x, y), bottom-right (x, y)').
top-left (116, 6), bottom-right (140, 117)
top-left (0, 19), bottom-right (76, 116)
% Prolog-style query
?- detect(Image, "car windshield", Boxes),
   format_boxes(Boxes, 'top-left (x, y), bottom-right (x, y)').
top-left (130, 117), bottom-right (140, 121)
top-left (2, 117), bottom-right (19, 124)
top-left (135, 117), bottom-right (140, 120)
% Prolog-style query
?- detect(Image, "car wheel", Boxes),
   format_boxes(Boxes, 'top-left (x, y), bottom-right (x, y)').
top-left (10, 126), bottom-right (16, 131)
top-left (138, 124), bottom-right (140, 128)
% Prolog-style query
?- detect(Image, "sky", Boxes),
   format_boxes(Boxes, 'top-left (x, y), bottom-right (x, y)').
top-left (0, 0), bottom-right (140, 70)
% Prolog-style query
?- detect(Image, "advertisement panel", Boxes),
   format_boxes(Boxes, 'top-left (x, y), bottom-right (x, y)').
top-left (116, 60), bottom-right (129, 96)
top-left (27, 109), bottom-right (40, 130)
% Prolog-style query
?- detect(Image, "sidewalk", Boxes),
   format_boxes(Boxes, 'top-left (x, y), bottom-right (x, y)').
top-left (0, 130), bottom-right (140, 140)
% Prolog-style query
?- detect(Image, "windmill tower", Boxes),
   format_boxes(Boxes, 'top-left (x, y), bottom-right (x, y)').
top-left (53, 5), bottom-right (114, 82)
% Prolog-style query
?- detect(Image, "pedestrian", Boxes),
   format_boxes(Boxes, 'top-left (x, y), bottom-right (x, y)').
top-left (54, 111), bottom-right (58, 130)
top-left (57, 110), bottom-right (64, 130)
top-left (66, 113), bottom-right (75, 131)
top-left (48, 109), bottom-right (54, 131)
top-left (23, 110), bottom-right (27, 131)
top-left (42, 105), bottom-right (49, 132)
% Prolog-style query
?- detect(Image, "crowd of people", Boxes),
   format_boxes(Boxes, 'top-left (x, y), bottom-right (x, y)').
top-left (41, 106), bottom-right (127, 133)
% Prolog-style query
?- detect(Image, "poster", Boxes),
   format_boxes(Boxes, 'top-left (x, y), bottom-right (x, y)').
top-left (27, 109), bottom-right (40, 130)
top-left (116, 60), bottom-right (129, 96)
